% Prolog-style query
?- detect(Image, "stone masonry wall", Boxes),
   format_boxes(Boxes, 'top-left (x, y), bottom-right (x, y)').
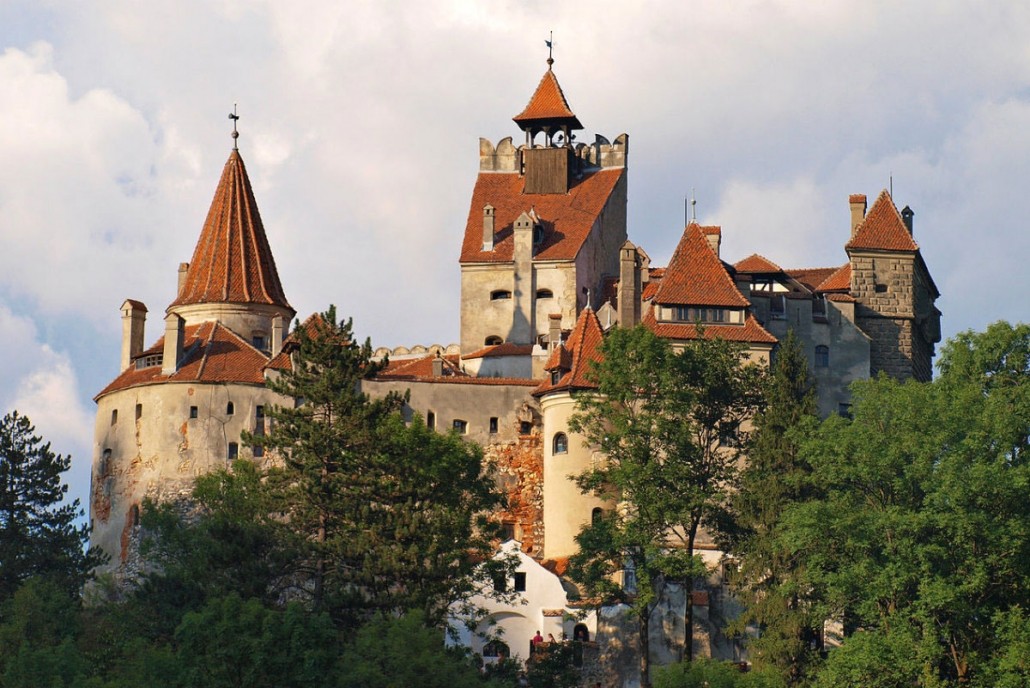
top-left (484, 431), bottom-right (545, 557)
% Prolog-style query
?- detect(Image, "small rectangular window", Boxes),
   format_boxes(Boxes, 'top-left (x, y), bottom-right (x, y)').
top-left (489, 417), bottom-right (499, 434)
top-left (226, 402), bottom-right (235, 415)
top-left (253, 445), bottom-right (264, 458)
top-left (493, 575), bottom-right (508, 593)
top-left (252, 335), bottom-right (267, 350)
top-left (453, 419), bottom-right (468, 434)
top-left (520, 421), bottom-right (532, 435)
top-left (838, 403), bottom-right (853, 419)
top-left (514, 572), bottom-right (527, 592)
top-left (189, 406), bottom-right (198, 419)
top-left (427, 411), bottom-right (436, 429)
top-left (228, 442), bottom-right (239, 460)
top-left (500, 522), bottom-right (516, 541)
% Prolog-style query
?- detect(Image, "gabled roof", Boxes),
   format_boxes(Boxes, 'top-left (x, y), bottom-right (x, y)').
top-left (643, 310), bottom-right (777, 345)
top-left (735, 254), bottom-right (784, 274)
top-left (96, 321), bottom-right (269, 399)
top-left (512, 67), bottom-right (583, 130)
top-left (786, 267), bottom-right (838, 293)
top-left (815, 263), bottom-right (851, 292)
top-left (652, 223), bottom-right (750, 308)
top-left (376, 354), bottom-right (465, 380)
top-left (459, 168), bottom-right (624, 264)
top-left (846, 189), bottom-right (919, 252)
top-left (534, 308), bottom-right (604, 396)
top-left (169, 150), bottom-right (292, 311)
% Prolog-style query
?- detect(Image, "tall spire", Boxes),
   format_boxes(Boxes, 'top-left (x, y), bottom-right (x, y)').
top-left (513, 60), bottom-right (583, 134)
top-left (169, 150), bottom-right (292, 312)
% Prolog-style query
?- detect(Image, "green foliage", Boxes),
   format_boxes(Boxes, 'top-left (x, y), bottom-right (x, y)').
top-left (781, 322), bottom-right (1030, 685)
top-left (0, 577), bottom-right (85, 685)
top-left (653, 658), bottom-right (786, 688)
top-left (250, 306), bottom-right (503, 627)
top-left (525, 641), bottom-right (580, 688)
top-left (724, 331), bottom-right (822, 684)
top-left (338, 611), bottom-right (495, 688)
top-left (175, 594), bottom-right (339, 688)
top-left (0, 411), bottom-right (102, 602)
top-left (568, 325), bottom-right (765, 684)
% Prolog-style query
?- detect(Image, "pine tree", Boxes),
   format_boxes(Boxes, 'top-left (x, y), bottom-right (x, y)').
top-left (725, 329), bottom-right (821, 684)
top-left (250, 306), bottom-right (502, 627)
top-left (0, 411), bottom-right (100, 602)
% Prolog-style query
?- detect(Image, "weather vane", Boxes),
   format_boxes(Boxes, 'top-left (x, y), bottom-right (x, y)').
top-left (546, 31), bottom-right (554, 67)
top-left (229, 103), bottom-right (240, 150)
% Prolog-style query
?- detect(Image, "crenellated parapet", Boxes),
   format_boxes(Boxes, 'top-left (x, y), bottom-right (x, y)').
top-left (478, 133), bottom-right (629, 173)
top-left (372, 343), bottom-right (461, 360)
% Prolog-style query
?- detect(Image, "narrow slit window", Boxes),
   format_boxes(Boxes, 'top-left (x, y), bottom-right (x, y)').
top-left (110, 409), bottom-right (118, 426)
top-left (489, 417), bottom-right (499, 434)
top-left (135, 404), bottom-right (142, 420)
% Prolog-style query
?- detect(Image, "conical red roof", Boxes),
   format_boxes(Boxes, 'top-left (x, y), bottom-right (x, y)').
top-left (513, 67), bottom-right (583, 130)
top-left (845, 189), bottom-right (919, 252)
top-left (534, 307), bottom-right (604, 396)
top-left (170, 150), bottom-right (291, 310)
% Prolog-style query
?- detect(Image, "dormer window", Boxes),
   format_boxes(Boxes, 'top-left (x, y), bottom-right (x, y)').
top-left (252, 333), bottom-right (267, 350)
top-left (490, 290), bottom-right (512, 301)
top-left (551, 370), bottom-right (562, 385)
top-left (672, 306), bottom-right (727, 323)
top-left (533, 224), bottom-right (544, 245)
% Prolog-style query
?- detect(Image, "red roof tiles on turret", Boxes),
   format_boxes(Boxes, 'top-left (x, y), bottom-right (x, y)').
top-left (95, 321), bottom-right (270, 399)
top-left (845, 189), bottom-right (919, 252)
top-left (459, 169), bottom-right (624, 264)
top-left (534, 307), bottom-right (604, 396)
top-left (653, 223), bottom-right (750, 308)
top-left (169, 150), bottom-right (292, 310)
top-left (513, 68), bottom-right (583, 130)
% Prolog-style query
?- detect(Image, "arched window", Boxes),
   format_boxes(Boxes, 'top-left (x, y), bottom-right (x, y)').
top-left (536, 288), bottom-right (553, 299)
top-left (427, 411), bottom-right (436, 430)
top-left (490, 290), bottom-right (512, 301)
top-left (573, 623), bottom-right (590, 642)
top-left (226, 401), bottom-right (235, 415)
top-left (815, 345), bottom-right (829, 368)
top-left (485, 335), bottom-right (503, 346)
top-left (553, 432), bottom-right (568, 455)
top-left (483, 640), bottom-right (510, 658)
top-left (591, 507), bottom-right (603, 524)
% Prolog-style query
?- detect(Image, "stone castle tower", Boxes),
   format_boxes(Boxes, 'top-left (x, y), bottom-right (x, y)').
top-left (90, 146), bottom-right (295, 574)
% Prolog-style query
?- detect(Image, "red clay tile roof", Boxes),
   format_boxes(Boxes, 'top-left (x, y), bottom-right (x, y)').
top-left (849, 193), bottom-right (867, 204)
top-left (735, 254), bottom-right (783, 274)
top-left (543, 342), bottom-right (573, 372)
top-left (786, 267), bottom-right (838, 293)
top-left (376, 354), bottom-right (466, 380)
top-left (653, 224), bottom-right (750, 308)
top-left (534, 308), bottom-right (604, 396)
top-left (462, 343), bottom-right (535, 360)
top-left (512, 68), bottom-right (583, 130)
top-left (169, 151), bottom-right (292, 311)
top-left (265, 349), bottom-right (292, 371)
top-left (815, 263), bottom-right (851, 292)
top-left (826, 293), bottom-right (857, 303)
top-left (643, 310), bottom-right (777, 345)
top-left (96, 321), bottom-right (269, 399)
top-left (846, 190), bottom-right (919, 252)
top-left (459, 169), bottom-right (624, 264)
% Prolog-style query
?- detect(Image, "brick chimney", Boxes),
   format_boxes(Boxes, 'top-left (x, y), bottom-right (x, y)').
top-left (849, 194), bottom-right (867, 238)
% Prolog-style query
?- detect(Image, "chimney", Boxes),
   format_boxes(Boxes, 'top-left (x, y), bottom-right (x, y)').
top-left (271, 314), bottom-right (284, 357)
top-left (703, 227), bottom-right (721, 257)
top-left (510, 211), bottom-right (535, 345)
top-left (120, 300), bottom-right (148, 370)
top-left (849, 194), bottom-right (867, 238)
top-left (548, 313), bottom-right (563, 350)
top-left (901, 206), bottom-right (914, 235)
top-left (617, 241), bottom-right (640, 327)
top-left (482, 205), bottom-right (495, 251)
top-left (177, 263), bottom-right (190, 295)
top-left (431, 354), bottom-right (444, 378)
top-left (162, 313), bottom-right (185, 376)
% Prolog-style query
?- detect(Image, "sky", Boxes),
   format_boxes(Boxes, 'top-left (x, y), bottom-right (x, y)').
top-left (2, 1), bottom-right (1030, 513)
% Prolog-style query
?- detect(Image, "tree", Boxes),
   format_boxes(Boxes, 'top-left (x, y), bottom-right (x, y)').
top-left (783, 322), bottom-right (1030, 686)
top-left (567, 326), bottom-right (765, 687)
top-left (0, 411), bottom-right (101, 602)
top-left (250, 306), bottom-right (503, 627)
top-left (724, 330), bottom-right (822, 684)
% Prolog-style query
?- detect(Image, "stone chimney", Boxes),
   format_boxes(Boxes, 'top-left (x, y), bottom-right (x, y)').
top-left (431, 355), bottom-right (444, 377)
top-left (511, 211), bottom-right (535, 345)
top-left (271, 314), bottom-right (284, 357)
top-left (617, 241), bottom-right (640, 327)
top-left (120, 300), bottom-right (147, 370)
top-left (703, 227), bottom-right (721, 257)
top-left (849, 194), bottom-right (867, 238)
top-left (901, 206), bottom-right (914, 235)
top-left (162, 313), bottom-right (185, 376)
top-left (177, 262), bottom-right (190, 295)
top-left (482, 205), bottom-right (495, 251)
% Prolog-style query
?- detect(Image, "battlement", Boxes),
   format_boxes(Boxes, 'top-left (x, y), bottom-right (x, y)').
top-left (478, 133), bottom-right (629, 173)
top-left (372, 343), bottom-right (461, 361)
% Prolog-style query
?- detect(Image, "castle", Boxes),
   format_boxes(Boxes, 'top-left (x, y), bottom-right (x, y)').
top-left (89, 57), bottom-right (940, 669)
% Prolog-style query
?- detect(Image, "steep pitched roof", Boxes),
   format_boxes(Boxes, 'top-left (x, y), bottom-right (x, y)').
top-left (513, 67), bottom-right (583, 130)
top-left (96, 321), bottom-right (269, 399)
top-left (169, 150), bottom-right (292, 310)
top-left (846, 189), bottom-right (919, 252)
top-left (534, 308), bottom-right (604, 396)
top-left (786, 267), bottom-right (838, 293)
top-left (815, 263), bottom-right (851, 292)
top-left (652, 223), bottom-right (750, 308)
top-left (459, 169), bottom-right (624, 264)
top-left (735, 254), bottom-right (783, 274)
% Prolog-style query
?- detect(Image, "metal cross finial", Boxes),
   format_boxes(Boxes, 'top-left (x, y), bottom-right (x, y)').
top-left (546, 31), bottom-right (554, 67)
top-left (229, 103), bottom-right (240, 150)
